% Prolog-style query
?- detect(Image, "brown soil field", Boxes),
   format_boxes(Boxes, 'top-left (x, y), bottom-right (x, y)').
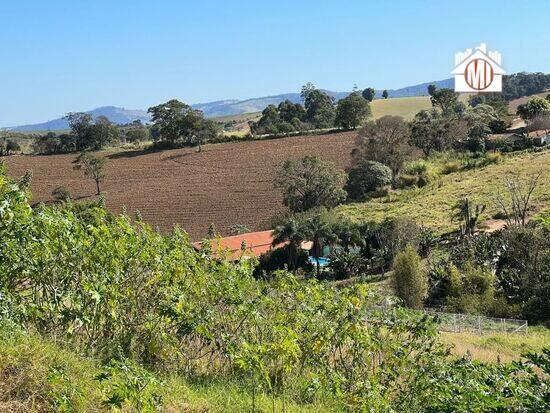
top-left (2, 132), bottom-right (357, 240)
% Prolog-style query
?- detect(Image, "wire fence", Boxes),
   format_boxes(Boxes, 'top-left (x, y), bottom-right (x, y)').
top-left (425, 310), bottom-right (528, 335)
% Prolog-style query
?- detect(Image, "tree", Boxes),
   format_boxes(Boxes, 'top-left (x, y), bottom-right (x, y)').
top-left (148, 99), bottom-right (218, 148)
top-left (410, 109), bottom-right (468, 155)
top-left (427, 84), bottom-right (437, 96)
top-left (382, 90), bottom-right (389, 99)
top-left (331, 220), bottom-right (364, 252)
top-left (430, 88), bottom-right (459, 114)
top-left (354, 115), bottom-right (412, 177)
top-left (393, 246), bottom-right (427, 309)
top-left (300, 213), bottom-right (337, 277)
top-left (278, 100), bottom-right (306, 123)
top-left (250, 100), bottom-right (306, 135)
top-left (335, 92), bottom-right (371, 129)
top-left (362, 87), bottom-right (376, 102)
top-left (301, 83), bottom-right (336, 128)
top-left (73, 152), bottom-right (106, 195)
top-left (274, 155), bottom-right (347, 212)
top-left (65, 112), bottom-right (93, 151)
top-left (1, 139), bottom-right (21, 155)
top-left (272, 217), bottom-right (305, 270)
top-left (346, 159), bottom-right (392, 201)
top-left (124, 127), bottom-right (149, 143)
top-left (493, 172), bottom-right (541, 227)
top-left (90, 116), bottom-right (120, 150)
top-left (516, 97), bottom-right (550, 121)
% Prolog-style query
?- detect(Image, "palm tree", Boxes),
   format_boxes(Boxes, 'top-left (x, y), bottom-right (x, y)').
top-left (301, 216), bottom-right (337, 277)
top-left (332, 220), bottom-right (364, 252)
top-left (272, 218), bottom-right (304, 271)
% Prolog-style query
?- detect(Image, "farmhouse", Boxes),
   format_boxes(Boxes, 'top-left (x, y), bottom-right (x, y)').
top-left (193, 230), bottom-right (284, 261)
top-left (193, 230), bottom-right (315, 262)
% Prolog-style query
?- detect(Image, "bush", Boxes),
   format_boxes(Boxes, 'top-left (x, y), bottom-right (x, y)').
top-left (346, 159), bottom-right (392, 201)
top-left (393, 246), bottom-right (427, 309)
top-left (327, 249), bottom-right (367, 280)
top-left (253, 245), bottom-right (312, 278)
top-left (441, 161), bottom-right (461, 174)
top-left (52, 186), bottom-right (71, 202)
top-left (396, 174), bottom-right (418, 188)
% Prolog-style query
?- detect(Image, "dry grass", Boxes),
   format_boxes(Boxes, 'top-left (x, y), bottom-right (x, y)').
top-left (339, 149), bottom-right (550, 234)
top-left (442, 327), bottom-right (550, 363)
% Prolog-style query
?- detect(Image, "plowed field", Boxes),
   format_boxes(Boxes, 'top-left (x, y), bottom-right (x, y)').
top-left (3, 132), bottom-right (356, 240)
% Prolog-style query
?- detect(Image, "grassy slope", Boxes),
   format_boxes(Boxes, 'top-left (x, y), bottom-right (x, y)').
top-left (338, 149), bottom-right (550, 234)
top-left (370, 96), bottom-right (432, 120)
top-left (0, 329), bottom-right (334, 412)
top-left (442, 327), bottom-right (550, 363)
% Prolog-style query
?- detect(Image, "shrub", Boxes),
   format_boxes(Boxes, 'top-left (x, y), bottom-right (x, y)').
top-left (396, 174), bottom-right (418, 188)
top-left (393, 246), bottom-right (427, 309)
top-left (327, 249), bottom-right (367, 280)
top-left (253, 245), bottom-right (312, 278)
top-left (346, 159), bottom-right (392, 201)
top-left (52, 186), bottom-right (71, 202)
top-left (441, 161), bottom-right (461, 174)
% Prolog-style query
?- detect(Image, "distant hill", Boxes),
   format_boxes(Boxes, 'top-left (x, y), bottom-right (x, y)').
top-left (195, 78), bottom-right (453, 117)
top-left (7, 78), bottom-right (453, 131)
top-left (9, 106), bottom-right (150, 132)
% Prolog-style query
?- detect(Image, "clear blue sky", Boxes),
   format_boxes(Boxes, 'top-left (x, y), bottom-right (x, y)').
top-left (2, 0), bottom-right (549, 126)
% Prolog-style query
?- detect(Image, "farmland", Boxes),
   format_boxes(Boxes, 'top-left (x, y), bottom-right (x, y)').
top-left (3, 131), bottom-right (356, 240)
top-left (4, 131), bottom-right (549, 240)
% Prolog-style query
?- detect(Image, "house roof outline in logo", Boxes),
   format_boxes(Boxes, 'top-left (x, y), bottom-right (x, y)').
top-left (452, 43), bottom-right (505, 92)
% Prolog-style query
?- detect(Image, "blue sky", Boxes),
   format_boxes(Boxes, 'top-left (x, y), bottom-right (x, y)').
top-left (1, 0), bottom-right (549, 126)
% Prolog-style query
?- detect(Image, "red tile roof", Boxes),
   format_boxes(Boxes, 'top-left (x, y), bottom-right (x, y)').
top-left (192, 230), bottom-right (284, 261)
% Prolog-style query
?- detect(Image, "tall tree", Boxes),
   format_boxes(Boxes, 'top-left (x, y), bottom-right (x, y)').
top-left (274, 155), bottom-right (347, 212)
top-left (429, 88), bottom-right (459, 114)
top-left (516, 97), bottom-right (550, 121)
top-left (382, 90), bottom-right (389, 99)
top-left (354, 115), bottom-right (412, 177)
top-left (300, 213), bottom-right (337, 277)
top-left (272, 217), bottom-right (305, 270)
top-left (148, 99), bottom-right (218, 148)
top-left (410, 109), bottom-right (468, 155)
top-left (301, 83), bottom-right (336, 128)
top-left (65, 112), bottom-right (93, 151)
top-left (335, 92), bottom-right (371, 129)
top-left (362, 87), bottom-right (376, 102)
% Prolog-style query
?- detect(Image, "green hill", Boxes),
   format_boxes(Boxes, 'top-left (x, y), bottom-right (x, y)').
top-left (338, 149), bottom-right (550, 234)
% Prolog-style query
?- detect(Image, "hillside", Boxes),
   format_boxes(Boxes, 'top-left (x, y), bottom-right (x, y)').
top-left (4, 129), bottom-right (549, 241)
top-left (6, 78), bottom-right (453, 131)
top-left (3, 131), bottom-right (357, 240)
top-left (339, 150), bottom-right (550, 234)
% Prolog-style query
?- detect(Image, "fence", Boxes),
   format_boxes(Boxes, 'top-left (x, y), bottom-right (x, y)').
top-left (425, 310), bottom-right (528, 335)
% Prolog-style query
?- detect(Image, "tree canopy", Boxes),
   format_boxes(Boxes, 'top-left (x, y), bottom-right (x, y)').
top-left (274, 155), bottom-right (347, 212)
top-left (335, 92), bottom-right (371, 129)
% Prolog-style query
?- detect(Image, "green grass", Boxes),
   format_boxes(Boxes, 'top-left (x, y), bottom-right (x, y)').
top-left (338, 149), bottom-right (550, 234)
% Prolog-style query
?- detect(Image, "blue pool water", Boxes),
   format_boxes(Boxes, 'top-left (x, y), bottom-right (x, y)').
top-left (308, 256), bottom-right (330, 266)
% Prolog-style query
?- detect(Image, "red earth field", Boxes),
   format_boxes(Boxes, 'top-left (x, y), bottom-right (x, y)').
top-left (3, 132), bottom-right (357, 240)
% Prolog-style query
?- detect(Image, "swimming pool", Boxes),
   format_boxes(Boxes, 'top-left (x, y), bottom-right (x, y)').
top-left (308, 256), bottom-right (330, 266)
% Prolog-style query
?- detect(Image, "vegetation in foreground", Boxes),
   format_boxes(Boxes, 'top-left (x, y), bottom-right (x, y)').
top-left (1, 164), bottom-right (549, 411)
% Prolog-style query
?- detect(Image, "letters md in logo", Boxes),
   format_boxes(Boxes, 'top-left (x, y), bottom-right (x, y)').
top-left (452, 43), bottom-right (505, 92)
